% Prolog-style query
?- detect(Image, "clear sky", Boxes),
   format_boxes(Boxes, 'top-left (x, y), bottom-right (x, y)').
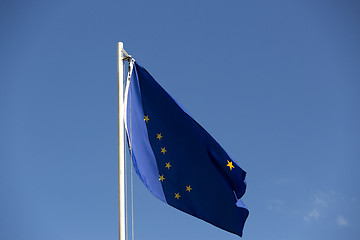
top-left (1, 0), bottom-right (359, 240)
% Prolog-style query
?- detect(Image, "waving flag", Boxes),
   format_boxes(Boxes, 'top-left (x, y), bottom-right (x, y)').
top-left (125, 61), bottom-right (248, 237)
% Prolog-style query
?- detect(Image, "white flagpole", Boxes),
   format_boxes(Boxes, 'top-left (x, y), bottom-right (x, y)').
top-left (117, 42), bottom-right (126, 240)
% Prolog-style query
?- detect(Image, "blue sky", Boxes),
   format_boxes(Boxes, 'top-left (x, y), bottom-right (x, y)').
top-left (1, 0), bottom-right (359, 239)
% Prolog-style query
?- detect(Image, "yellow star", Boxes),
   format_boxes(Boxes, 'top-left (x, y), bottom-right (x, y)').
top-left (174, 193), bottom-right (181, 199)
top-left (186, 185), bottom-right (192, 192)
top-left (165, 162), bottom-right (171, 169)
top-left (144, 115), bottom-right (150, 123)
top-left (159, 175), bottom-right (165, 182)
top-left (161, 147), bottom-right (167, 154)
top-left (227, 160), bottom-right (235, 170)
top-left (156, 133), bottom-right (163, 140)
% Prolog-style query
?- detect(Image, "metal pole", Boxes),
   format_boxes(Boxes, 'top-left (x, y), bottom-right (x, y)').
top-left (117, 42), bottom-right (126, 240)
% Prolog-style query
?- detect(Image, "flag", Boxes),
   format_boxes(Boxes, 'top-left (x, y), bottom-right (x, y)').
top-left (124, 61), bottom-right (249, 237)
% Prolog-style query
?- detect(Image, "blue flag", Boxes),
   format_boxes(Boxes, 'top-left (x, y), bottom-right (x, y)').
top-left (125, 61), bottom-right (249, 237)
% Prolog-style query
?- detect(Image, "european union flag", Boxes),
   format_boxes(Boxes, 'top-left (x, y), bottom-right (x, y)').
top-left (125, 61), bottom-right (249, 237)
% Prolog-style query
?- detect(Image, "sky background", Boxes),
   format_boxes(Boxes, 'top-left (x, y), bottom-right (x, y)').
top-left (1, 0), bottom-right (359, 239)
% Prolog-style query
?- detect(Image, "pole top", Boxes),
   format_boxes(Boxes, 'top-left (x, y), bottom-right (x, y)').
top-left (118, 42), bottom-right (131, 61)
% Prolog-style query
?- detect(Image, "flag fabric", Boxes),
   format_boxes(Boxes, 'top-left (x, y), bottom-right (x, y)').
top-left (124, 61), bottom-right (249, 237)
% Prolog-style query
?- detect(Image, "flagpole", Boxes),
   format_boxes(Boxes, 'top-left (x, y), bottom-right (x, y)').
top-left (117, 42), bottom-right (126, 240)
